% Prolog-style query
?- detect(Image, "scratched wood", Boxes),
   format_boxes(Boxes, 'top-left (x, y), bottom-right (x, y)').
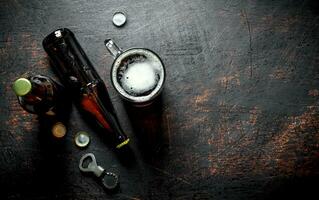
top-left (1, 0), bottom-right (319, 199)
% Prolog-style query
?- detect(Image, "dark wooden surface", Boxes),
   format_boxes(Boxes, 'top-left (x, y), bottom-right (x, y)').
top-left (1, 0), bottom-right (319, 199)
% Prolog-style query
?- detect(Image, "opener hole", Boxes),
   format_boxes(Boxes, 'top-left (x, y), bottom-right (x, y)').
top-left (82, 156), bottom-right (93, 168)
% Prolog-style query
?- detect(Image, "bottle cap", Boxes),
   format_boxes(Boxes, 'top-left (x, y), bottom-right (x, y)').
top-left (112, 12), bottom-right (126, 27)
top-left (52, 122), bottom-right (67, 138)
top-left (75, 131), bottom-right (90, 148)
top-left (13, 78), bottom-right (32, 96)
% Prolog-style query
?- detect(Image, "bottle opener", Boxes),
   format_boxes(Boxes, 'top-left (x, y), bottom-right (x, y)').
top-left (79, 153), bottom-right (119, 191)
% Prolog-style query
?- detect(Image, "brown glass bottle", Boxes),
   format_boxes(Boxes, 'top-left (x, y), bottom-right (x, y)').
top-left (13, 74), bottom-right (68, 138)
top-left (42, 28), bottom-right (129, 148)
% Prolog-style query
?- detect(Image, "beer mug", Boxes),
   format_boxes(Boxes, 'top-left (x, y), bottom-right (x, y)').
top-left (105, 39), bottom-right (166, 106)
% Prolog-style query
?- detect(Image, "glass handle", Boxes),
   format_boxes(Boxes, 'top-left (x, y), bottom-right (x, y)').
top-left (104, 39), bottom-right (122, 59)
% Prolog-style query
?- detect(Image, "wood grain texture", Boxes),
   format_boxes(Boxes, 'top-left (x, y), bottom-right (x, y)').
top-left (1, 0), bottom-right (319, 199)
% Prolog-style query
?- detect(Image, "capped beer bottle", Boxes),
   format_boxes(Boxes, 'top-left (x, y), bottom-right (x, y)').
top-left (12, 74), bottom-right (68, 138)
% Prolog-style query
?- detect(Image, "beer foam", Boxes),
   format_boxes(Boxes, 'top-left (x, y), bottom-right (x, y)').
top-left (120, 61), bottom-right (159, 96)
top-left (112, 48), bottom-right (165, 103)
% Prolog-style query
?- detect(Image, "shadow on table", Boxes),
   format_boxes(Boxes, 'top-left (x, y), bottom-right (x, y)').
top-left (34, 102), bottom-right (72, 198)
top-left (262, 175), bottom-right (319, 200)
top-left (123, 94), bottom-right (169, 161)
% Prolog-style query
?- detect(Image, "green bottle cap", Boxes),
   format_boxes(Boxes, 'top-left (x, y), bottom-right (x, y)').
top-left (13, 78), bottom-right (32, 96)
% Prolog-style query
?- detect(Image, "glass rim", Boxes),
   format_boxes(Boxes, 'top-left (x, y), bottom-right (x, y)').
top-left (110, 48), bottom-right (165, 103)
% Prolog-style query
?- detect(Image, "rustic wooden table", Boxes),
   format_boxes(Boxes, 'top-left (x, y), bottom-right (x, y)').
top-left (1, 0), bottom-right (319, 199)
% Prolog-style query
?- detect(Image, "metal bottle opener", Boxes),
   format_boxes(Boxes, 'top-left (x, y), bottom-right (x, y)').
top-left (79, 153), bottom-right (119, 191)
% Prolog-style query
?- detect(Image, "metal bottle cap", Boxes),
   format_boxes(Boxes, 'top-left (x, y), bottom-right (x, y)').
top-left (75, 131), bottom-right (90, 148)
top-left (13, 78), bottom-right (32, 96)
top-left (112, 12), bottom-right (126, 27)
top-left (52, 122), bottom-right (67, 138)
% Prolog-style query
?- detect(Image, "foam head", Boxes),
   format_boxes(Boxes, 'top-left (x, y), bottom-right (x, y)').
top-left (120, 60), bottom-right (160, 96)
top-left (112, 49), bottom-right (165, 104)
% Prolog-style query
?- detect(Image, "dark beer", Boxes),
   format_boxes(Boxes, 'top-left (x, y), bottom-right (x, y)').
top-left (116, 50), bottom-right (162, 97)
top-left (108, 47), bottom-right (165, 106)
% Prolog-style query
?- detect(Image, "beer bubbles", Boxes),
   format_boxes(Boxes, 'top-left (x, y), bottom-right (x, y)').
top-left (115, 50), bottom-right (163, 99)
top-left (107, 40), bottom-right (166, 106)
top-left (121, 61), bottom-right (160, 97)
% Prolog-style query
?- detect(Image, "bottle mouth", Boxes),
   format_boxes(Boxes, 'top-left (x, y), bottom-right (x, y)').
top-left (116, 138), bottom-right (130, 149)
top-left (13, 78), bottom-right (32, 96)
